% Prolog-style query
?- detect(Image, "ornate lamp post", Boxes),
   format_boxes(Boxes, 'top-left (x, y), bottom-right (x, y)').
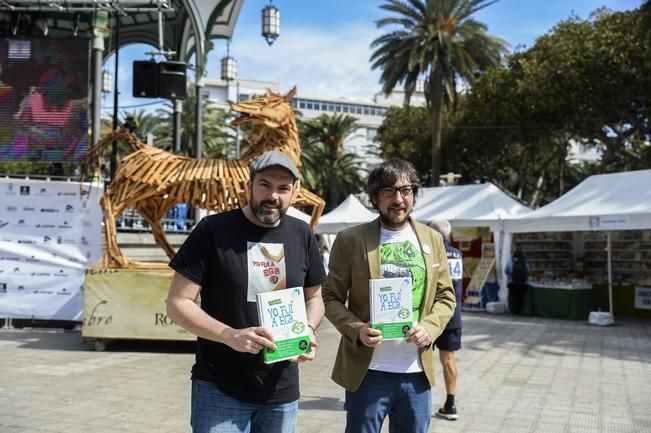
top-left (220, 41), bottom-right (237, 81)
top-left (261, 1), bottom-right (280, 46)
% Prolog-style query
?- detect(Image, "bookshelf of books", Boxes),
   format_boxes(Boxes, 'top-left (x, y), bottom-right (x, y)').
top-left (512, 232), bottom-right (575, 280)
top-left (583, 230), bottom-right (651, 285)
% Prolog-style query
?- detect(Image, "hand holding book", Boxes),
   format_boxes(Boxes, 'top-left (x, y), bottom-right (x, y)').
top-left (405, 324), bottom-right (432, 347)
top-left (222, 326), bottom-right (277, 354)
top-left (358, 322), bottom-right (383, 347)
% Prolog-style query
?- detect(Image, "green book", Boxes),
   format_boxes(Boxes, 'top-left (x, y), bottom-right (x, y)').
top-left (369, 277), bottom-right (413, 339)
top-left (256, 286), bottom-right (312, 364)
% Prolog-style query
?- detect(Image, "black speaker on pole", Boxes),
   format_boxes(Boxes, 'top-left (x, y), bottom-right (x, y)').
top-left (132, 60), bottom-right (158, 98)
top-left (158, 61), bottom-right (187, 99)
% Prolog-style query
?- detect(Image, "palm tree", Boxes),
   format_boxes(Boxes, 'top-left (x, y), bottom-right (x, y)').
top-left (152, 91), bottom-right (234, 159)
top-left (300, 113), bottom-right (365, 209)
top-left (370, 0), bottom-right (507, 184)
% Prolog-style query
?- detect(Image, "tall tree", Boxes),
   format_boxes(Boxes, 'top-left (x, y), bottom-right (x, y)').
top-left (300, 113), bottom-right (365, 209)
top-left (370, 0), bottom-right (507, 184)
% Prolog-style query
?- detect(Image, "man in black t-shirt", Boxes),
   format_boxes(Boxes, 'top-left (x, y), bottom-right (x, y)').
top-left (167, 151), bottom-right (326, 433)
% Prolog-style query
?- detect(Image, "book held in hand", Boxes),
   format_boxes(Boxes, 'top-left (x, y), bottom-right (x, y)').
top-left (369, 277), bottom-right (413, 339)
top-left (256, 286), bottom-right (312, 363)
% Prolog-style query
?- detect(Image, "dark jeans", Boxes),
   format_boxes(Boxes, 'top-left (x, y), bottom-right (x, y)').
top-left (508, 282), bottom-right (528, 315)
top-left (344, 370), bottom-right (431, 433)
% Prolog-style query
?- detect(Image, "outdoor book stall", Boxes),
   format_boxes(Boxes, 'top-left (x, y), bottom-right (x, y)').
top-left (504, 169), bottom-right (651, 320)
top-left (412, 183), bottom-right (530, 311)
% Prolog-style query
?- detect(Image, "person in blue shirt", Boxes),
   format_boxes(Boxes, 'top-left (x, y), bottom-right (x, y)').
top-left (429, 220), bottom-right (463, 421)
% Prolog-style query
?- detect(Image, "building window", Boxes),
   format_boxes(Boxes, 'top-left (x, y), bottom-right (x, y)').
top-left (300, 101), bottom-right (306, 109)
top-left (239, 94), bottom-right (250, 101)
top-left (343, 105), bottom-right (349, 113)
top-left (366, 128), bottom-right (377, 141)
top-left (356, 107), bottom-right (362, 114)
top-left (307, 102), bottom-right (313, 109)
top-left (363, 107), bottom-right (370, 115)
top-left (328, 104), bottom-right (335, 111)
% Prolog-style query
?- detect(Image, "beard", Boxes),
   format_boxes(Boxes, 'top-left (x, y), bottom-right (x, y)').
top-left (251, 198), bottom-right (287, 225)
top-left (379, 205), bottom-right (411, 229)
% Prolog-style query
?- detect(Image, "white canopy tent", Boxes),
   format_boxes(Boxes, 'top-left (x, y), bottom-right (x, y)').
top-left (413, 183), bottom-right (531, 300)
top-left (412, 183), bottom-right (530, 226)
top-left (316, 195), bottom-right (376, 235)
top-left (503, 169), bottom-right (651, 320)
top-left (286, 207), bottom-right (312, 224)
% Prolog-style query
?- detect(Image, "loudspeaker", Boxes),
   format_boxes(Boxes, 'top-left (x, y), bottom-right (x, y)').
top-left (132, 60), bottom-right (158, 98)
top-left (158, 61), bottom-right (187, 99)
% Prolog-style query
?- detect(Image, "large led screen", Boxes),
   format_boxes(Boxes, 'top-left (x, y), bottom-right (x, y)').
top-left (0, 38), bottom-right (89, 162)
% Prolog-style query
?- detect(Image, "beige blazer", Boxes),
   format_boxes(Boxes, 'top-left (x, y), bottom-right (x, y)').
top-left (323, 218), bottom-right (456, 392)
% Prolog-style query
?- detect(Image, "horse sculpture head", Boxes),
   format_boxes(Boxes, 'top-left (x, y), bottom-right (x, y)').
top-left (231, 87), bottom-right (302, 169)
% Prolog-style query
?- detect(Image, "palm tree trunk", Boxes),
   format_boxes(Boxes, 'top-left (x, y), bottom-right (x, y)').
top-left (430, 64), bottom-right (443, 186)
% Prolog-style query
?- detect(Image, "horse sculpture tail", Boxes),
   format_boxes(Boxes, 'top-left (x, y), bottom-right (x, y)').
top-left (80, 129), bottom-right (147, 184)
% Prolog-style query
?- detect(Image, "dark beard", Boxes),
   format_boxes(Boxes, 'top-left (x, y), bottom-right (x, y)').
top-left (379, 211), bottom-right (409, 229)
top-left (251, 199), bottom-right (286, 225)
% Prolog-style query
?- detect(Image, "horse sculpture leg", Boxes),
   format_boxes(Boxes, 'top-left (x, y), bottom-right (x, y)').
top-left (136, 199), bottom-right (177, 260)
top-left (100, 194), bottom-right (132, 267)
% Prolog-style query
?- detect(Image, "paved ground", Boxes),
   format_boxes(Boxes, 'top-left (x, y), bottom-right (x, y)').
top-left (0, 313), bottom-right (650, 433)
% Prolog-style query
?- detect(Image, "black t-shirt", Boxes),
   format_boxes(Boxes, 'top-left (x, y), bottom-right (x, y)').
top-left (169, 209), bottom-right (325, 404)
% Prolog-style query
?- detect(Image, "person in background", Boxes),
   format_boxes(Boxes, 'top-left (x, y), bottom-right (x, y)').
top-left (320, 244), bottom-right (330, 274)
top-left (429, 220), bottom-right (463, 421)
top-left (323, 158), bottom-right (456, 433)
top-left (505, 249), bottom-right (531, 315)
top-left (167, 151), bottom-right (326, 433)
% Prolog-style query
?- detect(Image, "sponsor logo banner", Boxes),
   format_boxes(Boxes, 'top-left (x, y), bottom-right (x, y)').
top-left (0, 178), bottom-right (102, 320)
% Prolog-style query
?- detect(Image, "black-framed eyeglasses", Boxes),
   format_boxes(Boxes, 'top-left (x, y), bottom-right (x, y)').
top-left (379, 184), bottom-right (416, 198)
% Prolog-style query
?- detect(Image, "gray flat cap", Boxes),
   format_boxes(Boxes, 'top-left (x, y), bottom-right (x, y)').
top-left (250, 151), bottom-right (299, 179)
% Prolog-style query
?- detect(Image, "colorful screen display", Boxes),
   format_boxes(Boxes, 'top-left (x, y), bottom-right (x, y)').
top-left (0, 38), bottom-right (89, 162)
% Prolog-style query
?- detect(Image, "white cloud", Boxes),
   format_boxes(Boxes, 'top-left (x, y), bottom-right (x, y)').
top-left (208, 21), bottom-right (384, 101)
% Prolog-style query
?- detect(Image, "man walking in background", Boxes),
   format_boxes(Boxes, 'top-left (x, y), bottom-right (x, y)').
top-left (429, 220), bottom-right (463, 421)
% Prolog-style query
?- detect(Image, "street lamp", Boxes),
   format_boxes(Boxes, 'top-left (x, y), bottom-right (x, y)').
top-left (101, 70), bottom-right (112, 93)
top-left (262, 1), bottom-right (280, 46)
top-left (220, 41), bottom-right (237, 81)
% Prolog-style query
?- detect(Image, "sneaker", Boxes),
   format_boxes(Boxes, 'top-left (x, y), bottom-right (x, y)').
top-left (435, 404), bottom-right (458, 420)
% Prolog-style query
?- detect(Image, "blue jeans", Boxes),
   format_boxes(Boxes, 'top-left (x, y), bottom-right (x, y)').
top-left (344, 370), bottom-right (431, 433)
top-left (191, 379), bottom-right (298, 433)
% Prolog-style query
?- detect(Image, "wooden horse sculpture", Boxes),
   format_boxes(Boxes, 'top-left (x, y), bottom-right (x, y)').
top-left (84, 87), bottom-right (325, 268)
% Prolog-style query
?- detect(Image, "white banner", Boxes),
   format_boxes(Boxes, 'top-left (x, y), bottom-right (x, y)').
top-left (635, 286), bottom-right (651, 311)
top-left (0, 178), bottom-right (102, 320)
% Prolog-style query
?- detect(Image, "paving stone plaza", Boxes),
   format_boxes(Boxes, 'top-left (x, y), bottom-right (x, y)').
top-left (0, 313), bottom-right (650, 433)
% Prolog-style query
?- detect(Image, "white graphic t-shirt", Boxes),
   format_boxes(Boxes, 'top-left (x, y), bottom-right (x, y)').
top-left (246, 242), bottom-right (287, 302)
top-left (369, 225), bottom-right (425, 373)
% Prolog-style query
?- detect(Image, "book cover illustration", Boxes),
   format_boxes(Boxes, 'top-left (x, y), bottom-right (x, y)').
top-left (256, 286), bottom-right (311, 363)
top-left (369, 277), bottom-right (413, 339)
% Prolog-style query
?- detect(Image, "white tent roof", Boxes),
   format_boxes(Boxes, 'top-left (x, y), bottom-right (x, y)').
top-left (286, 207), bottom-right (312, 224)
top-left (317, 195), bottom-right (376, 234)
top-left (504, 169), bottom-right (651, 233)
top-left (412, 183), bottom-right (530, 228)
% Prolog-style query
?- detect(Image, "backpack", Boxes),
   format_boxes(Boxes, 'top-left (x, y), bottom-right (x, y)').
top-left (511, 258), bottom-right (528, 283)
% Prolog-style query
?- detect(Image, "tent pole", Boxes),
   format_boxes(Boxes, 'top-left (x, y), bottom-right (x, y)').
top-left (606, 231), bottom-right (614, 320)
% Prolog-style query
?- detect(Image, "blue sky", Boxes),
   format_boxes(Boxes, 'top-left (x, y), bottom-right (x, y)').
top-left (106, 0), bottom-right (643, 114)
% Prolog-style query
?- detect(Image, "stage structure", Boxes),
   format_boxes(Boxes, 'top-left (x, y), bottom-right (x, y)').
top-left (83, 88), bottom-right (326, 268)
top-left (0, 0), bottom-right (245, 157)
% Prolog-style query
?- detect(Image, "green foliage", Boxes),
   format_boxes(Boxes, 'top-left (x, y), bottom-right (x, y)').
top-left (370, 0), bottom-right (507, 183)
top-left (150, 91), bottom-right (234, 159)
top-left (375, 8), bottom-right (650, 206)
top-left (299, 113), bottom-right (366, 210)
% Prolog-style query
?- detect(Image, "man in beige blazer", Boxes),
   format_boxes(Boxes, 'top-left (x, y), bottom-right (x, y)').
top-left (323, 158), bottom-right (456, 433)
